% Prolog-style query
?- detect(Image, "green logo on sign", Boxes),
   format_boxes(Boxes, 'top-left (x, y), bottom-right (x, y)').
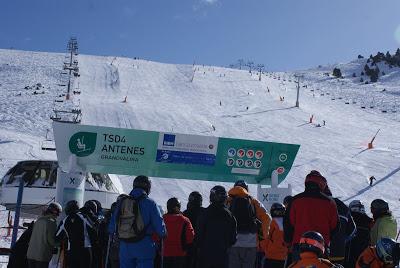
top-left (69, 132), bottom-right (97, 157)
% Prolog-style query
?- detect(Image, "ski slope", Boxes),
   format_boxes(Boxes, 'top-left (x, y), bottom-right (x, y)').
top-left (0, 48), bottom-right (399, 223)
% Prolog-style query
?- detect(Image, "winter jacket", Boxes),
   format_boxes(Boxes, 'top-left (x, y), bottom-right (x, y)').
top-left (329, 198), bottom-right (356, 262)
top-left (163, 213), bottom-right (195, 257)
top-left (195, 202), bottom-right (237, 267)
top-left (356, 247), bottom-right (390, 268)
top-left (56, 211), bottom-right (97, 250)
top-left (288, 252), bottom-right (337, 268)
top-left (346, 211), bottom-right (373, 268)
top-left (26, 214), bottom-right (58, 262)
top-left (108, 188), bottom-right (166, 259)
top-left (265, 217), bottom-right (287, 261)
top-left (283, 187), bottom-right (339, 247)
top-left (370, 214), bottom-right (397, 246)
top-left (8, 221), bottom-right (34, 268)
top-left (183, 205), bottom-right (205, 232)
top-left (227, 186), bottom-right (271, 250)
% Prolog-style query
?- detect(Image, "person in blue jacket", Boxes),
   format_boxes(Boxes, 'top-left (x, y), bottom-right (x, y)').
top-left (108, 175), bottom-right (166, 268)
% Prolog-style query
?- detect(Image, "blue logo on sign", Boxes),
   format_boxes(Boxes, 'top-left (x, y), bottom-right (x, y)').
top-left (163, 134), bottom-right (176, 146)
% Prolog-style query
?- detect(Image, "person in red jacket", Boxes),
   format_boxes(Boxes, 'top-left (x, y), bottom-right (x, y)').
top-left (163, 197), bottom-right (195, 268)
top-left (283, 170), bottom-right (339, 267)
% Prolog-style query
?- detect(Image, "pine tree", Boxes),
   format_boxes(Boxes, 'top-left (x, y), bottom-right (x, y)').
top-left (332, 68), bottom-right (342, 78)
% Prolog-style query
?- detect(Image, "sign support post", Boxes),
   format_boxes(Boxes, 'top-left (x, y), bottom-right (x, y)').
top-left (10, 177), bottom-right (24, 247)
top-left (257, 170), bottom-right (292, 210)
top-left (55, 155), bottom-right (86, 209)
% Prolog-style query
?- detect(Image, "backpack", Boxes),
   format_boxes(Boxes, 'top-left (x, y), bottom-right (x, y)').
top-left (117, 195), bottom-right (147, 242)
top-left (229, 196), bottom-right (260, 233)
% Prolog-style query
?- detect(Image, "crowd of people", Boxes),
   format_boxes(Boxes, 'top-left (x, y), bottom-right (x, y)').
top-left (7, 171), bottom-right (400, 268)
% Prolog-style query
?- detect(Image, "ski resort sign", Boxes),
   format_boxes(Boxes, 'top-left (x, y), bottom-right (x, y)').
top-left (53, 122), bottom-right (300, 185)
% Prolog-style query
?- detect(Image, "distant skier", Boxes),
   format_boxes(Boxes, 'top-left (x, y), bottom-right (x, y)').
top-left (369, 176), bottom-right (376, 186)
top-left (220, 101), bottom-right (222, 106)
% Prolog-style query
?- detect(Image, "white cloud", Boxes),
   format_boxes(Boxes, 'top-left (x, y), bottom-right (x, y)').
top-left (202, 0), bottom-right (218, 4)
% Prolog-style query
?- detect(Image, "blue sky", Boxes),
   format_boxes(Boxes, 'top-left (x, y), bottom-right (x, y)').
top-left (1, 0), bottom-right (400, 71)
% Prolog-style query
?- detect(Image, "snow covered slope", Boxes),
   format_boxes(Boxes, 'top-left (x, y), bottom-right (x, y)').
top-left (0, 49), bottom-right (399, 222)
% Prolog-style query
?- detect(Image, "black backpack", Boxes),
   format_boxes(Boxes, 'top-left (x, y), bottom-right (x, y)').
top-left (229, 196), bottom-right (259, 233)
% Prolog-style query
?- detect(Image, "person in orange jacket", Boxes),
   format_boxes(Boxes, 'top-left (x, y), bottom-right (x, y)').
top-left (356, 238), bottom-right (399, 268)
top-left (264, 203), bottom-right (287, 268)
top-left (162, 197), bottom-right (195, 268)
top-left (288, 231), bottom-right (342, 268)
top-left (227, 180), bottom-right (271, 268)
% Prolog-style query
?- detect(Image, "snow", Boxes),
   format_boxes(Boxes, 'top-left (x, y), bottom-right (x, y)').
top-left (0, 48), bottom-right (399, 241)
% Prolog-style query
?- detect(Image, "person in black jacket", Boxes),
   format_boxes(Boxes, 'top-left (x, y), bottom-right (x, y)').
top-left (195, 186), bottom-right (237, 268)
top-left (183, 191), bottom-right (206, 267)
top-left (56, 200), bottom-right (98, 268)
top-left (345, 200), bottom-right (373, 268)
top-left (183, 191), bottom-right (205, 231)
top-left (7, 221), bottom-right (34, 268)
top-left (324, 187), bottom-right (356, 266)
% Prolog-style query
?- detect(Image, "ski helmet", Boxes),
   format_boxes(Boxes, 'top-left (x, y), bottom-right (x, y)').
top-left (299, 231), bottom-right (325, 257)
top-left (133, 175), bottom-right (151, 194)
top-left (305, 170), bottom-right (327, 192)
top-left (210, 185), bottom-right (227, 204)
top-left (283, 195), bottom-right (293, 207)
top-left (234, 180), bottom-right (249, 191)
top-left (84, 200), bottom-right (98, 214)
top-left (188, 191), bottom-right (203, 206)
top-left (371, 199), bottom-right (389, 216)
top-left (349, 200), bottom-right (365, 214)
top-left (376, 238), bottom-right (397, 264)
top-left (117, 194), bottom-right (129, 202)
top-left (46, 202), bottom-right (62, 216)
top-left (270, 203), bottom-right (286, 217)
top-left (65, 200), bottom-right (79, 216)
top-left (167, 197), bottom-right (181, 213)
top-left (91, 200), bottom-right (103, 215)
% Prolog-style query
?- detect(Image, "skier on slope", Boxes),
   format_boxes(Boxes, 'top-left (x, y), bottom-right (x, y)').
top-left (369, 176), bottom-right (376, 186)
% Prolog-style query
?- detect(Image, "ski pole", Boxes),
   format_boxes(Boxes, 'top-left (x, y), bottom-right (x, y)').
top-left (396, 229), bottom-right (400, 241)
top-left (160, 238), bottom-right (164, 268)
top-left (105, 234), bottom-right (113, 268)
top-left (55, 248), bottom-right (61, 268)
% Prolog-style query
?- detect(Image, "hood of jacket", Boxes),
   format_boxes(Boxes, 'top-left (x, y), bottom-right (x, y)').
top-left (129, 188), bottom-right (148, 199)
